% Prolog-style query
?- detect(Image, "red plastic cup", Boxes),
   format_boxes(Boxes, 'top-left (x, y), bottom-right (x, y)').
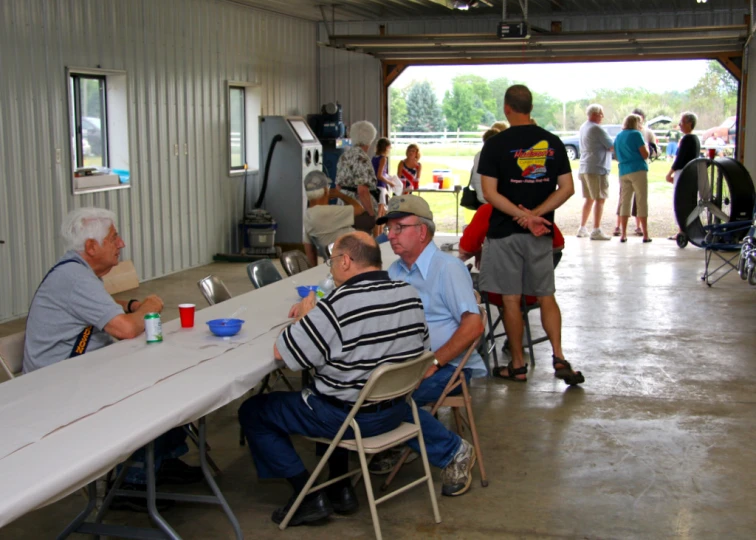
top-left (178, 304), bottom-right (195, 328)
top-left (707, 148), bottom-right (717, 160)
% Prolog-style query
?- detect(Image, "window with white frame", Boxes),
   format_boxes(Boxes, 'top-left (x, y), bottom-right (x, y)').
top-left (67, 67), bottom-right (129, 194)
top-left (228, 82), bottom-right (261, 174)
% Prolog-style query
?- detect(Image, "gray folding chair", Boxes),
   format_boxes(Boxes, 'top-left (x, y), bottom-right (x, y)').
top-left (279, 351), bottom-right (441, 539)
top-left (246, 259), bottom-right (283, 288)
top-left (0, 331), bottom-right (25, 382)
top-left (280, 250), bottom-right (312, 277)
top-left (308, 235), bottom-right (329, 261)
top-left (197, 275), bottom-right (232, 305)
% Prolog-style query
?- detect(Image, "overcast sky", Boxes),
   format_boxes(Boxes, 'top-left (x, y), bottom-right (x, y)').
top-left (394, 60), bottom-right (710, 102)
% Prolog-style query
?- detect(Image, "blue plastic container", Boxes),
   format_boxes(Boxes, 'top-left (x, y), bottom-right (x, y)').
top-left (206, 318), bottom-right (244, 337)
top-left (296, 285), bottom-right (319, 298)
top-left (111, 169), bottom-right (130, 184)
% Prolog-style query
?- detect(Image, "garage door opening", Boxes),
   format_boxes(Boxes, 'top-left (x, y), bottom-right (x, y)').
top-left (388, 59), bottom-right (739, 238)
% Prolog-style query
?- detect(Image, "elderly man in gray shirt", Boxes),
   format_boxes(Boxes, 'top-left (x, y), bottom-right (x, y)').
top-left (23, 207), bottom-right (201, 510)
top-left (577, 104), bottom-right (614, 241)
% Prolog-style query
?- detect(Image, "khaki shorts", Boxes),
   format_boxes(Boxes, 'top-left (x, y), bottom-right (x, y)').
top-left (619, 171), bottom-right (648, 217)
top-left (478, 235), bottom-right (555, 297)
top-left (579, 173), bottom-right (609, 200)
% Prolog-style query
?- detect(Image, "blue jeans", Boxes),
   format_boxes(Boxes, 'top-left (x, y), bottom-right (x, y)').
top-left (239, 391), bottom-right (407, 479)
top-left (405, 365), bottom-right (472, 468)
top-left (121, 427), bottom-right (189, 484)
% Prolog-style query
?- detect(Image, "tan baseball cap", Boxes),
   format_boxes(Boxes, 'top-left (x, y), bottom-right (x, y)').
top-left (376, 195), bottom-right (434, 225)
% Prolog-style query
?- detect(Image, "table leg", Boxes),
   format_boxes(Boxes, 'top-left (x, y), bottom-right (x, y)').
top-left (55, 482), bottom-right (96, 540)
top-left (146, 442), bottom-right (181, 540)
top-left (455, 190), bottom-right (460, 236)
top-left (199, 417), bottom-right (243, 540)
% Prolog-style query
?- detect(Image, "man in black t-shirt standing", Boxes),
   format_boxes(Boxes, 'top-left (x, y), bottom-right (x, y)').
top-left (477, 85), bottom-right (585, 386)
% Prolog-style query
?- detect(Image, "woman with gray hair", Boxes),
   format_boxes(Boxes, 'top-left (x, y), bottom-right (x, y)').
top-left (613, 114), bottom-right (651, 242)
top-left (336, 120), bottom-right (379, 233)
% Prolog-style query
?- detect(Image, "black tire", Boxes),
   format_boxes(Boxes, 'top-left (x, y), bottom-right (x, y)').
top-left (748, 265), bottom-right (756, 286)
top-left (565, 145), bottom-right (578, 161)
top-left (676, 233), bottom-right (688, 248)
top-left (738, 252), bottom-right (747, 279)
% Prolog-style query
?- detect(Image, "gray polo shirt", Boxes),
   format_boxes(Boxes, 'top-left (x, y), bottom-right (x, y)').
top-left (578, 120), bottom-right (613, 175)
top-left (276, 270), bottom-right (430, 402)
top-left (23, 250), bottom-right (124, 373)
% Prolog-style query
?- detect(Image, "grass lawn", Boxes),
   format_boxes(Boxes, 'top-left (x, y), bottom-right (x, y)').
top-left (389, 148), bottom-right (679, 237)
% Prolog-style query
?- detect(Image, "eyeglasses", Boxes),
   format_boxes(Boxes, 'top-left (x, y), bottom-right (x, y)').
top-left (326, 254), bottom-right (346, 267)
top-left (386, 223), bottom-right (422, 235)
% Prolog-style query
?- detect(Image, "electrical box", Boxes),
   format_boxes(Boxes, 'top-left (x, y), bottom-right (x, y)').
top-left (497, 22), bottom-right (529, 39)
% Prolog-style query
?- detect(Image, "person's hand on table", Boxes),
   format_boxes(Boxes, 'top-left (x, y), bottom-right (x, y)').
top-left (139, 295), bottom-right (164, 314)
top-left (288, 291), bottom-right (317, 321)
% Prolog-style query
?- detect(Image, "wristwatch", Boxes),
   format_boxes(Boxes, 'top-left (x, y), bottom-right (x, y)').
top-left (432, 358), bottom-right (441, 368)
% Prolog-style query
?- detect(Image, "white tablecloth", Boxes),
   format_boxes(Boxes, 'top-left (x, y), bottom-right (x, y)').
top-left (0, 243), bottom-right (407, 528)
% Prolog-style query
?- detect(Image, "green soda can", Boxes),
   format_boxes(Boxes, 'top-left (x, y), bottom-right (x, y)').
top-left (144, 313), bottom-right (163, 343)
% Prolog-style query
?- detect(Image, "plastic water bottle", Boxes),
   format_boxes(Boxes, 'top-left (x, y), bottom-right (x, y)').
top-left (317, 273), bottom-right (335, 298)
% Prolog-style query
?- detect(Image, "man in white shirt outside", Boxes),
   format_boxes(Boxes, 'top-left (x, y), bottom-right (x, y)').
top-left (576, 104), bottom-right (613, 240)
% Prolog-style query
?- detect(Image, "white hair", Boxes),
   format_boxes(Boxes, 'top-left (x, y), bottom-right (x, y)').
top-left (349, 121), bottom-right (377, 147)
top-left (61, 207), bottom-right (116, 252)
top-left (306, 188), bottom-right (326, 201)
top-left (586, 104), bottom-right (603, 117)
top-left (418, 216), bottom-right (436, 238)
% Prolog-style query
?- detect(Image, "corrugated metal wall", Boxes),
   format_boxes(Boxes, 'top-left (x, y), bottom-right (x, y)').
top-left (317, 8), bottom-right (750, 132)
top-left (0, 0), bottom-right (317, 322)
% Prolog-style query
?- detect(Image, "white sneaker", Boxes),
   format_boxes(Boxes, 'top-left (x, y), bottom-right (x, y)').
top-left (590, 229), bottom-right (611, 241)
top-left (576, 226), bottom-right (589, 238)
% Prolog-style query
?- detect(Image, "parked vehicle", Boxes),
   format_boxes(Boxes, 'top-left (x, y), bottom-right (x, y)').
top-left (560, 124), bottom-right (622, 161)
top-left (82, 117), bottom-right (102, 156)
top-left (559, 115), bottom-right (671, 160)
top-left (702, 116), bottom-right (737, 145)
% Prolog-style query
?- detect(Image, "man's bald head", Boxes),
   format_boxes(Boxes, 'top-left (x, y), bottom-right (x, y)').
top-left (334, 232), bottom-right (382, 270)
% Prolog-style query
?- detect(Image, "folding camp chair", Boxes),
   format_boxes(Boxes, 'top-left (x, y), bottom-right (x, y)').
top-left (279, 351), bottom-right (441, 539)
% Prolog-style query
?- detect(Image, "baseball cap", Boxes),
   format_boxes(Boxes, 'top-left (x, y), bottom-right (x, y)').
top-left (376, 195), bottom-right (434, 225)
top-left (303, 170), bottom-right (329, 192)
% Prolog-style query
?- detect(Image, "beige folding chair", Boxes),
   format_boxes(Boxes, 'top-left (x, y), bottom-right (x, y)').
top-left (381, 306), bottom-right (489, 491)
top-left (279, 351), bottom-right (441, 539)
top-left (0, 331), bottom-right (25, 382)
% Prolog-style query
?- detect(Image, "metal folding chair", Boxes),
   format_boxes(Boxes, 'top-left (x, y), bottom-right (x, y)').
top-left (246, 259), bottom-right (283, 288)
top-left (279, 351), bottom-right (441, 539)
top-left (280, 250), bottom-right (312, 277)
top-left (197, 275), bottom-right (232, 305)
top-left (381, 307), bottom-right (488, 491)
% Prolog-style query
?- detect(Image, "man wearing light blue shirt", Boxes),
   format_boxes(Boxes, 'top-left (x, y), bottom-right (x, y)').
top-left (577, 104), bottom-right (614, 240)
top-left (370, 195), bottom-right (484, 496)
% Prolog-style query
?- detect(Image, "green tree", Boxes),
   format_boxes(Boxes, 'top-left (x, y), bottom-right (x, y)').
top-left (489, 77), bottom-right (513, 120)
top-left (442, 81), bottom-right (480, 131)
top-left (389, 86), bottom-right (408, 132)
top-left (690, 60), bottom-right (738, 127)
top-left (403, 81), bottom-right (445, 132)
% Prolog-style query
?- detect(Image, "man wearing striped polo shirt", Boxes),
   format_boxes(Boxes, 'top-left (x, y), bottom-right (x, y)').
top-left (239, 231), bottom-right (464, 526)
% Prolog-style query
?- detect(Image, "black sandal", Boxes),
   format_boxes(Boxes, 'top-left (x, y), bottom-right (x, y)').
top-left (493, 360), bottom-right (527, 382)
top-left (552, 356), bottom-right (585, 386)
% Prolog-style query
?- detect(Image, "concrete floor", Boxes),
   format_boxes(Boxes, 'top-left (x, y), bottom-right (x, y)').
top-left (2, 237), bottom-right (756, 539)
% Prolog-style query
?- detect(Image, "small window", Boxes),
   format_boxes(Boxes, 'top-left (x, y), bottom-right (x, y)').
top-left (67, 67), bottom-right (129, 195)
top-left (229, 87), bottom-right (246, 170)
top-left (227, 82), bottom-right (261, 174)
top-left (70, 74), bottom-right (109, 168)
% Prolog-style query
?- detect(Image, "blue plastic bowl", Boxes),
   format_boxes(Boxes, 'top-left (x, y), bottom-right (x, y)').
top-left (206, 318), bottom-right (244, 337)
top-left (296, 285), bottom-right (319, 298)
